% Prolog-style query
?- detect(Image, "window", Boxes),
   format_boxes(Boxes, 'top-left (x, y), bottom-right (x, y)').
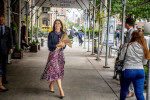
top-left (42, 19), bottom-right (47, 25)
top-left (42, 18), bottom-right (49, 26)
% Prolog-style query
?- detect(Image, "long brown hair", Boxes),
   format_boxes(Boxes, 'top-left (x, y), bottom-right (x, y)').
top-left (130, 30), bottom-right (150, 59)
top-left (52, 19), bottom-right (64, 32)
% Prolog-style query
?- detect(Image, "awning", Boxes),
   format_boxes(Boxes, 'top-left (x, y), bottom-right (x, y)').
top-left (34, 0), bottom-right (90, 9)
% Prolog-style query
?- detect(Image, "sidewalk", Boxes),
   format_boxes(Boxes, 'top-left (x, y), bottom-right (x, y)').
top-left (0, 38), bottom-right (146, 100)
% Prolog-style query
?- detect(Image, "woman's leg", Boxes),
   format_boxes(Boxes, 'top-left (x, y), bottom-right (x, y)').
top-left (0, 77), bottom-right (6, 90)
top-left (50, 81), bottom-right (55, 91)
top-left (56, 79), bottom-right (64, 96)
top-left (79, 38), bottom-right (81, 46)
top-left (120, 70), bottom-right (132, 100)
top-left (133, 69), bottom-right (145, 100)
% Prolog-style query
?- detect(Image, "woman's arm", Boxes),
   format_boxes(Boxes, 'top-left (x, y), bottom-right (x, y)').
top-left (142, 56), bottom-right (148, 65)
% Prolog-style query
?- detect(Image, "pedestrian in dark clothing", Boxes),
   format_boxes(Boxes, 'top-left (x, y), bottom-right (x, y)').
top-left (70, 28), bottom-right (74, 38)
top-left (116, 29), bottom-right (121, 40)
top-left (0, 15), bottom-right (13, 85)
top-left (21, 21), bottom-right (29, 49)
top-left (125, 17), bottom-right (136, 98)
top-left (70, 28), bottom-right (75, 42)
top-left (115, 29), bottom-right (121, 47)
top-left (78, 30), bottom-right (84, 46)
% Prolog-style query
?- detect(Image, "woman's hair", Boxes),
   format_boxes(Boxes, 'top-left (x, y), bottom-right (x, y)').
top-left (130, 30), bottom-right (150, 59)
top-left (52, 19), bottom-right (64, 32)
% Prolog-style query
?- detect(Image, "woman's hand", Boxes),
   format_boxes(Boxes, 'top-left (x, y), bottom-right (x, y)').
top-left (56, 41), bottom-right (65, 47)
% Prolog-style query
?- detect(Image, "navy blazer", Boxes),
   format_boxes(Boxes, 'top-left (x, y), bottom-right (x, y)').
top-left (48, 31), bottom-right (66, 51)
top-left (0, 26), bottom-right (13, 55)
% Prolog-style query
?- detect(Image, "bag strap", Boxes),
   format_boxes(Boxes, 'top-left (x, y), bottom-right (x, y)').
top-left (123, 43), bottom-right (129, 62)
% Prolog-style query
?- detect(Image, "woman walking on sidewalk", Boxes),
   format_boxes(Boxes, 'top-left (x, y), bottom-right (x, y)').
top-left (119, 30), bottom-right (150, 100)
top-left (41, 19), bottom-right (66, 99)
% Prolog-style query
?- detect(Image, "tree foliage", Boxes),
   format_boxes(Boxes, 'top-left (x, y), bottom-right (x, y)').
top-left (95, 0), bottom-right (150, 20)
top-left (111, 0), bottom-right (150, 19)
top-left (62, 21), bottom-right (80, 29)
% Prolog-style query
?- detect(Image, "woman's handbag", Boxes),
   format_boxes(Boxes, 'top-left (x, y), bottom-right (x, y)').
top-left (115, 44), bottom-right (129, 73)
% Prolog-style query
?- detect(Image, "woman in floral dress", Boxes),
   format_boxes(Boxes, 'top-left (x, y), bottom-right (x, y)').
top-left (41, 19), bottom-right (66, 99)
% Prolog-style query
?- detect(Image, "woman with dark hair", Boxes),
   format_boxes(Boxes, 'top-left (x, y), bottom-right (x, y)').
top-left (41, 19), bottom-right (65, 99)
top-left (119, 30), bottom-right (150, 100)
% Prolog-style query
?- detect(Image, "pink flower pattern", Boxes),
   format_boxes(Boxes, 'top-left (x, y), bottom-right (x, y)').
top-left (46, 50), bottom-right (65, 82)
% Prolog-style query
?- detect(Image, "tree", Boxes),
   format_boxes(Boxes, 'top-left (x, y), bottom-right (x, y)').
top-left (111, 0), bottom-right (150, 20)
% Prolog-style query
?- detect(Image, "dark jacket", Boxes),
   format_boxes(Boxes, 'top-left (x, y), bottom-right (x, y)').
top-left (21, 25), bottom-right (26, 42)
top-left (48, 31), bottom-right (65, 51)
top-left (0, 26), bottom-right (13, 55)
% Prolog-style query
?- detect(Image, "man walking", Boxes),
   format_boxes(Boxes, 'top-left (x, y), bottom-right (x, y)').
top-left (78, 30), bottom-right (84, 46)
top-left (0, 15), bottom-right (13, 84)
top-left (70, 28), bottom-right (75, 42)
top-left (116, 29), bottom-right (121, 41)
top-left (124, 17), bottom-right (135, 98)
top-left (116, 29), bottom-right (121, 48)
top-left (21, 21), bottom-right (29, 49)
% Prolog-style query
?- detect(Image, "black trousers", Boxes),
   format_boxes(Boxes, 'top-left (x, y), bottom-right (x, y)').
top-left (0, 52), bottom-right (8, 81)
top-left (79, 38), bottom-right (83, 46)
top-left (21, 43), bottom-right (29, 49)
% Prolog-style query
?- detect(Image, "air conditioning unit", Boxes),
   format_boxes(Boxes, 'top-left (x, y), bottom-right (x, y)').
top-left (43, 8), bottom-right (48, 13)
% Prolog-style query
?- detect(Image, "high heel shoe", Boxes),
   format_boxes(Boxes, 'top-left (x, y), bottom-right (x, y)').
top-left (49, 85), bottom-right (55, 93)
top-left (0, 85), bottom-right (8, 92)
top-left (0, 88), bottom-right (8, 92)
top-left (60, 96), bottom-right (65, 99)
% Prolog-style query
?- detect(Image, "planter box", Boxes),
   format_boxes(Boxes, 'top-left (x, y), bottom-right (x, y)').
top-left (30, 45), bottom-right (38, 52)
top-left (12, 50), bottom-right (23, 59)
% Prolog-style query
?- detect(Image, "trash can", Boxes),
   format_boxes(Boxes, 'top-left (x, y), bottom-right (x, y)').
top-left (41, 38), bottom-right (44, 47)
top-left (94, 38), bottom-right (98, 53)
